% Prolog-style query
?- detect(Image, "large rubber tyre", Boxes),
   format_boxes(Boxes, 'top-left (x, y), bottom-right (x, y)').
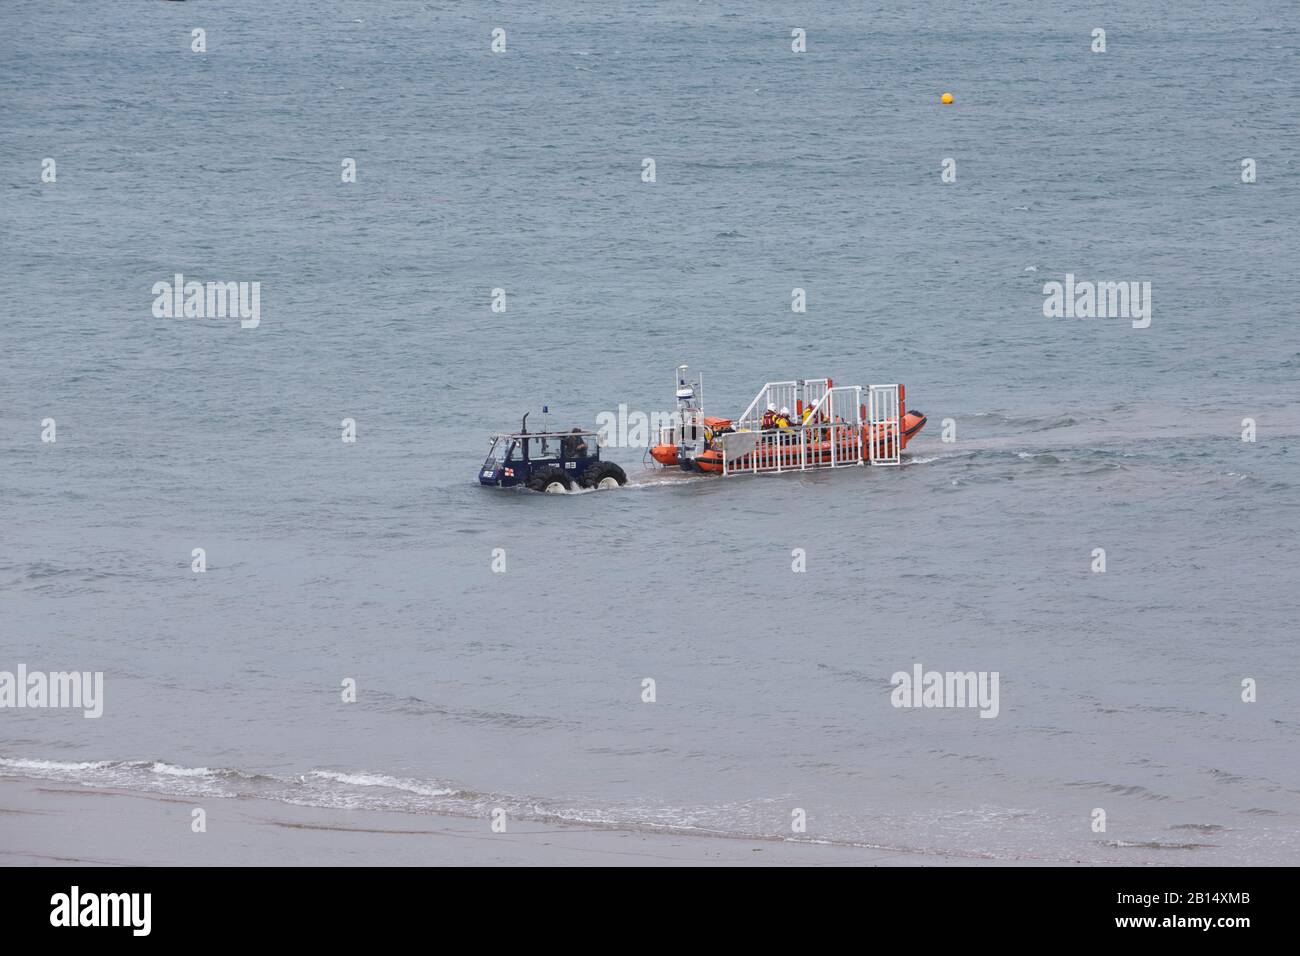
top-left (527, 467), bottom-right (573, 494)
top-left (581, 461), bottom-right (628, 489)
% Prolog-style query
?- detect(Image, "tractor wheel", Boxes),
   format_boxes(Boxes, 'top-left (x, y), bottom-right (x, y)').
top-left (527, 467), bottom-right (573, 494)
top-left (582, 462), bottom-right (628, 489)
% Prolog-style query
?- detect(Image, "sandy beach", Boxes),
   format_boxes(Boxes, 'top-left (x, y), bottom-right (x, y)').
top-left (0, 776), bottom-right (1011, 867)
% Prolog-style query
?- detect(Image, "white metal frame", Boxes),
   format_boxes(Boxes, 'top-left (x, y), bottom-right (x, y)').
top-left (720, 384), bottom-right (868, 476)
top-left (662, 368), bottom-right (906, 477)
top-left (736, 379), bottom-right (830, 430)
top-left (868, 384), bottom-right (901, 465)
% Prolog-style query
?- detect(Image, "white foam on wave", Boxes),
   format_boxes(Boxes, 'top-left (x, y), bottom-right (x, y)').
top-left (307, 770), bottom-right (456, 798)
top-left (0, 756), bottom-right (112, 774)
top-left (2, 754), bottom-right (458, 802)
top-left (624, 474), bottom-right (711, 489)
top-left (148, 761), bottom-right (215, 778)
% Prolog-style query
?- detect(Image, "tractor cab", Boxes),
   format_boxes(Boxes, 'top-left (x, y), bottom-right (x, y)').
top-left (479, 410), bottom-right (627, 493)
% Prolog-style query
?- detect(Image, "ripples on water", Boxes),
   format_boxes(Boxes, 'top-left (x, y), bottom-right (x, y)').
top-left (1, 1), bottom-right (1297, 863)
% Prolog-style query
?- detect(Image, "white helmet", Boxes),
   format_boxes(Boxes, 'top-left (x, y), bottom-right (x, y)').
top-left (779, 406), bottom-right (790, 416)
top-left (766, 403), bottom-right (776, 412)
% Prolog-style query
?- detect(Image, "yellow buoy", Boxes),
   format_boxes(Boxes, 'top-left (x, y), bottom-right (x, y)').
top-left (941, 92), bottom-right (954, 105)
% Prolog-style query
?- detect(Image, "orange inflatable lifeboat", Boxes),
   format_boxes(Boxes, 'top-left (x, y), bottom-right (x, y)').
top-left (649, 366), bottom-right (925, 476)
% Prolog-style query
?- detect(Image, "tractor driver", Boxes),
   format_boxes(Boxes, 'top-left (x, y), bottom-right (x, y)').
top-left (562, 428), bottom-right (589, 458)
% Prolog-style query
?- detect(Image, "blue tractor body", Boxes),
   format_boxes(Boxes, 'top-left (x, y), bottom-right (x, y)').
top-left (479, 414), bottom-right (627, 493)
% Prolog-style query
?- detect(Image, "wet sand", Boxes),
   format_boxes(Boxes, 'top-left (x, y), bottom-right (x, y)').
top-left (0, 776), bottom-right (1007, 867)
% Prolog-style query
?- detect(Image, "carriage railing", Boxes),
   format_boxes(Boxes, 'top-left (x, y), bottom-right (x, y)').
top-left (659, 378), bottom-right (904, 475)
top-left (736, 380), bottom-right (797, 430)
top-left (867, 384), bottom-right (901, 465)
top-left (716, 383), bottom-right (910, 475)
top-left (735, 379), bottom-right (830, 430)
top-left (718, 418), bottom-right (866, 476)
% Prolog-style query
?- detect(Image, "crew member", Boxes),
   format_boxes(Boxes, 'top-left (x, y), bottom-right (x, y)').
top-left (563, 427), bottom-right (589, 458)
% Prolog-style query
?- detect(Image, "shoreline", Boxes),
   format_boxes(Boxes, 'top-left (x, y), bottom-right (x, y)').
top-left (0, 775), bottom-right (1016, 867)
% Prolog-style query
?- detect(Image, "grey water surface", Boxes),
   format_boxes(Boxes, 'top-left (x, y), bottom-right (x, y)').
top-left (1, 1), bottom-right (1297, 863)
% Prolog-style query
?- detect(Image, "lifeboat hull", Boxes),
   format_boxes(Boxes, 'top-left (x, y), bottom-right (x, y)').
top-left (650, 443), bottom-right (679, 466)
top-left (653, 411), bottom-right (926, 474)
